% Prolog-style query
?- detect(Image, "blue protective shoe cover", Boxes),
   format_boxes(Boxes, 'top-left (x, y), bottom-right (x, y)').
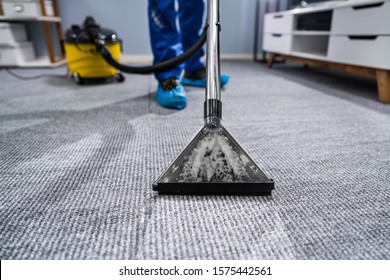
top-left (181, 74), bottom-right (230, 88)
top-left (156, 83), bottom-right (187, 110)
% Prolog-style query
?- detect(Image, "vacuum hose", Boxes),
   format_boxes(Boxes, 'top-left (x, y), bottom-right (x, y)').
top-left (95, 27), bottom-right (207, 75)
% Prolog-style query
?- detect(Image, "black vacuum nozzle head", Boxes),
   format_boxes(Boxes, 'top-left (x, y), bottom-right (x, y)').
top-left (153, 125), bottom-right (274, 195)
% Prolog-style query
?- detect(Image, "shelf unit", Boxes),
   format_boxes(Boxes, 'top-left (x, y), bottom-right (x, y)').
top-left (291, 34), bottom-right (329, 58)
top-left (0, 0), bottom-right (65, 67)
top-left (263, 0), bottom-right (390, 103)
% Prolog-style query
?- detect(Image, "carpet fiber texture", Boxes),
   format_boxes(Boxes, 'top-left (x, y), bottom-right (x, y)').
top-left (0, 62), bottom-right (389, 259)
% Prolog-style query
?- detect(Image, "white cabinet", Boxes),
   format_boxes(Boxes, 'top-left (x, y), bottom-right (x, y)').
top-left (0, 0), bottom-right (65, 67)
top-left (263, 0), bottom-right (390, 103)
top-left (262, 0), bottom-right (390, 70)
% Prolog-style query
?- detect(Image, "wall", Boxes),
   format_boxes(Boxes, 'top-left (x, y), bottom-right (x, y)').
top-left (33, 0), bottom-right (290, 58)
top-left (58, 0), bottom-right (150, 55)
top-left (57, 0), bottom-right (266, 57)
top-left (220, 0), bottom-right (257, 56)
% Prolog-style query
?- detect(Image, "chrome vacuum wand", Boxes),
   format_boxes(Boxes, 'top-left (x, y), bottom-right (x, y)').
top-left (205, 0), bottom-right (222, 129)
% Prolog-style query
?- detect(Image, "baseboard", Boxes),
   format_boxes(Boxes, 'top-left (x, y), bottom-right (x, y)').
top-left (220, 54), bottom-right (253, 61)
top-left (120, 53), bottom-right (253, 64)
top-left (120, 55), bottom-right (153, 64)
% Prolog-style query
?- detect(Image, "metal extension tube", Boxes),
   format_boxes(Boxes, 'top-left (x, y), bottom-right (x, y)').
top-left (205, 0), bottom-right (222, 128)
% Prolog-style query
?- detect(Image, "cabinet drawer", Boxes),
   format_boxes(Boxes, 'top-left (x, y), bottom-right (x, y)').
top-left (0, 42), bottom-right (35, 66)
top-left (263, 34), bottom-right (292, 54)
top-left (264, 13), bottom-right (293, 34)
top-left (332, 1), bottom-right (390, 35)
top-left (328, 36), bottom-right (390, 69)
top-left (0, 23), bottom-right (28, 45)
top-left (2, 1), bottom-right (54, 17)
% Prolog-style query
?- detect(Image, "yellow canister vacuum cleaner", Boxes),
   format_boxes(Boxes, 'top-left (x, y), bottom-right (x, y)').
top-left (64, 17), bottom-right (124, 84)
top-left (64, 15), bottom-right (208, 82)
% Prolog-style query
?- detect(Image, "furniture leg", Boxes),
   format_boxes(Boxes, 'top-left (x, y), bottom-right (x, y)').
top-left (267, 53), bottom-right (276, 68)
top-left (42, 22), bottom-right (55, 63)
top-left (55, 23), bottom-right (65, 59)
top-left (52, 1), bottom-right (65, 59)
top-left (377, 69), bottom-right (390, 103)
top-left (39, 0), bottom-right (47, 16)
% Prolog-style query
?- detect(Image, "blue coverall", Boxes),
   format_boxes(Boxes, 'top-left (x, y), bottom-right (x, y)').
top-left (148, 0), bottom-right (205, 82)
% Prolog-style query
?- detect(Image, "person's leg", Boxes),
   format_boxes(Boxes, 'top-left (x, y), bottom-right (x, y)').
top-left (148, 0), bottom-right (186, 109)
top-left (178, 0), bottom-right (205, 75)
top-left (148, 0), bottom-right (183, 81)
top-left (178, 0), bottom-right (230, 88)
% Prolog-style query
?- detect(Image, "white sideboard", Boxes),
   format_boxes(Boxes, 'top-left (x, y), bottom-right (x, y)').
top-left (263, 0), bottom-right (390, 103)
top-left (0, 0), bottom-right (65, 67)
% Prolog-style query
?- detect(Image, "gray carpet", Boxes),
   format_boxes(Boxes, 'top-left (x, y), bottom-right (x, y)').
top-left (0, 61), bottom-right (389, 260)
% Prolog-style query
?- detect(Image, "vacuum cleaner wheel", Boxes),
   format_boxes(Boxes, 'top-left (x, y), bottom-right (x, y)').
top-left (71, 72), bottom-right (125, 85)
top-left (71, 72), bottom-right (84, 85)
top-left (115, 73), bottom-right (125, 83)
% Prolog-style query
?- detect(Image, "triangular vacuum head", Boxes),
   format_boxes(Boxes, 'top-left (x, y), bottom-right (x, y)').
top-left (153, 125), bottom-right (274, 195)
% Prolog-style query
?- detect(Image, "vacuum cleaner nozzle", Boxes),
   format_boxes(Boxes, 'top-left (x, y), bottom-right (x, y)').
top-left (153, 120), bottom-right (274, 195)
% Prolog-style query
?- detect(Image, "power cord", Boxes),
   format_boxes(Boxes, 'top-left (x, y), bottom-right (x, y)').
top-left (0, 55), bottom-right (109, 81)
top-left (2, 68), bottom-right (69, 80)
